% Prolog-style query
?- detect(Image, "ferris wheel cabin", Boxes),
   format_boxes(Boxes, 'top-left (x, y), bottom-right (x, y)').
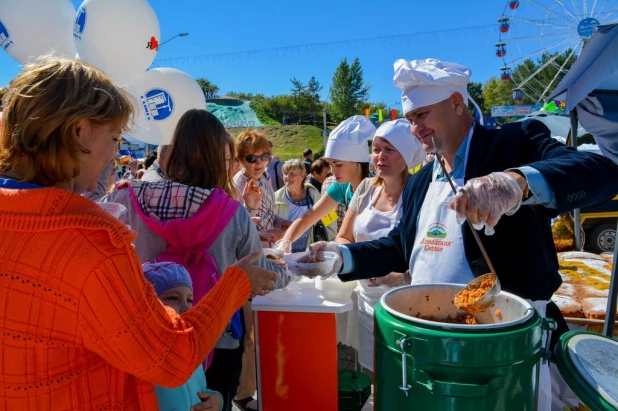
top-left (501, 67), bottom-right (512, 81)
top-left (498, 17), bottom-right (510, 33)
top-left (512, 88), bottom-right (524, 102)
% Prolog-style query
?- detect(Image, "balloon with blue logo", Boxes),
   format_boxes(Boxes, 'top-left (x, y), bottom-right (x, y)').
top-left (125, 68), bottom-right (205, 145)
top-left (0, 0), bottom-right (77, 64)
top-left (73, 0), bottom-right (160, 86)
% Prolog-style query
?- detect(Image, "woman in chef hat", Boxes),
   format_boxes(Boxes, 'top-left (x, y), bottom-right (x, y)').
top-left (334, 119), bottom-right (425, 374)
top-left (277, 115), bottom-right (376, 251)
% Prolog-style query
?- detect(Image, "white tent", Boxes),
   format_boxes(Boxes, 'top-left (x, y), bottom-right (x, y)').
top-left (517, 111), bottom-right (586, 139)
top-left (548, 22), bottom-right (618, 337)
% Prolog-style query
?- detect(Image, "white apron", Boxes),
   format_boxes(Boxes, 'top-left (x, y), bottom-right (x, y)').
top-left (353, 186), bottom-right (402, 371)
top-left (408, 177), bottom-right (475, 284)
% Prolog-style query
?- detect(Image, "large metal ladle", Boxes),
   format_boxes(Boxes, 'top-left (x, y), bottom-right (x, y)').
top-left (431, 138), bottom-right (501, 313)
top-left (454, 273), bottom-right (501, 313)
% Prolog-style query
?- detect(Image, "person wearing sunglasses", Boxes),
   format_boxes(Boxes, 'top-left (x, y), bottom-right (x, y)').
top-left (233, 130), bottom-right (291, 245)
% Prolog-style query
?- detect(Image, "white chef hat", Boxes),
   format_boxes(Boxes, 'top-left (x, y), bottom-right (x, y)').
top-left (374, 119), bottom-right (425, 169)
top-left (393, 58), bottom-right (471, 115)
top-left (324, 115), bottom-right (376, 163)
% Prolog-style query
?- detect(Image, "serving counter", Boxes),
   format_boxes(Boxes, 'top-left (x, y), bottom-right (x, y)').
top-left (252, 279), bottom-right (353, 411)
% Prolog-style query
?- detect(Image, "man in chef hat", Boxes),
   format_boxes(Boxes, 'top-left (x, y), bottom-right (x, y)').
top-left (310, 58), bottom-right (618, 411)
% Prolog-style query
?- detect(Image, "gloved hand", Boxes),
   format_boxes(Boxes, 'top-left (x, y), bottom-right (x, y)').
top-left (307, 241), bottom-right (343, 279)
top-left (449, 171), bottom-right (524, 236)
top-left (274, 239), bottom-right (292, 254)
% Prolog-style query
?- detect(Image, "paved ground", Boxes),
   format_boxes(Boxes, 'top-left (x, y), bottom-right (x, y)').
top-left (233, 344), bottom-right (373, 410)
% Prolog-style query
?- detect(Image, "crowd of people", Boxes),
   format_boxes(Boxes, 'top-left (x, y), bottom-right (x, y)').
top-left (1, 55), bottom-right (618, 411)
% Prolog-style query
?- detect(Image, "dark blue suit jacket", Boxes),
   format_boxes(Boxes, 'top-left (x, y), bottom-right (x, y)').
top-left (343, 120), bottom-right (618, 301)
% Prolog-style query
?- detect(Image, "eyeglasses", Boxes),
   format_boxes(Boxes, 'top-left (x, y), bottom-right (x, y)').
top-left (244, 153), bottom-right (271, 163)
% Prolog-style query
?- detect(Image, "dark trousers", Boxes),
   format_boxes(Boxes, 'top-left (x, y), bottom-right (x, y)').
top-left (206, 344), bottom-right (245, 411)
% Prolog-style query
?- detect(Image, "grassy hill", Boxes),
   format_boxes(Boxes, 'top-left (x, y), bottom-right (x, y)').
top-left (228, 125), bottom-right (326, 161)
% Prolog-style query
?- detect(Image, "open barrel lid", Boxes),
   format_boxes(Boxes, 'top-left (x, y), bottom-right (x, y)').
top-left (554, 331), bottom-right (618, 410)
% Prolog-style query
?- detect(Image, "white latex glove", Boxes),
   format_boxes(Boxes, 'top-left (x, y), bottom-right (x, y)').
top-left (274, 239), bottom-right (291, 254)
top-left (449, 171), bottom-right (524, 236)
top-left (307, 241), bottom-right (343, 278)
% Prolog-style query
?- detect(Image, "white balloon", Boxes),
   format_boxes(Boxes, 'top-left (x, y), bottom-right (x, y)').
top-left (0, 0), bottom-right (77, 64)
top-left (125, 68), bottom-right (205, 145)
top-left (73, 0), bottom-right (160, 86)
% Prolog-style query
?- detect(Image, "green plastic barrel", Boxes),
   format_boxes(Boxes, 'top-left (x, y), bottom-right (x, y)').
top-left (374, 284), bottom-right (554, 411)
top-left (338, 370), bottom-right (371, 411)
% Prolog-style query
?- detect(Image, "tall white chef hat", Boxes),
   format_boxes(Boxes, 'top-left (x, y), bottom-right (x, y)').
top-left (324, 115), bottom-right (376, 163)
top-left (374, 119), bottom-right (425, 169)
top-left (393, 58), bottom-right (472, 115)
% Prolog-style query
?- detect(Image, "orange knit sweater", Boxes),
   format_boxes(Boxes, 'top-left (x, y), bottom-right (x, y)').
top-left (0, 187), bottom-right (251, 410)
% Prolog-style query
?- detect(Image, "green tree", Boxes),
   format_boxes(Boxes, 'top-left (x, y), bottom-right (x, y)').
top-left (250, 94), bottom-right (295, 125)
top-left (329, 58), bottom-right (370, 122)
top-left (510, 59), bottom-right (537, 105)
top-left (482, 76), bottom-right (514, 113)
top-left (195, 77), bottom-right (219, 100)
top-left (467, 82), bottom-right (487, 115)
top-left (225, 91), bottom-right (255, 101)
top-left (306, 76), bottom-right (323, 124)
top-left (289, 77), bottom-right (323, 124)
top-left (508, 51), bottom-right (575, 104)
top-left (290, 78), bottom-right (307, 123)
top-left (535, 50), bottom-right (576, 100)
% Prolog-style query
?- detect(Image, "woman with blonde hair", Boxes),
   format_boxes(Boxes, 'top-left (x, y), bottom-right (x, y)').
top-left (335, 119), bottom-right (424, 373)
top-left (274, 159), bottom-right (336, 252)
top-left (0, 57), bottom-right (275, 410)
top-left (97, 109), bottom-right (288, 411)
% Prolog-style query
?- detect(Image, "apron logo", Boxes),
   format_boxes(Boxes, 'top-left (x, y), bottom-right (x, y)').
top-left (0, 19), bottom-right (14, 51)
top-left (73, 6), bottom-right (87, 40)
top-left (421, 223), bottom-right (452, 252)
top-left (427, 223), bottom-right (447, 238)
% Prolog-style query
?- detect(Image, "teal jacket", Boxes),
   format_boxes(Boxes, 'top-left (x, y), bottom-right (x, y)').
top-left (155, 367), bottom-right (223, 411)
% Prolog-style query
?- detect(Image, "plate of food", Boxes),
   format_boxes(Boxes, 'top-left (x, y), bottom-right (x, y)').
top-left (262, 248), bottom-right (286, 267)
top-left (283, 251), bottom-right (338, 277)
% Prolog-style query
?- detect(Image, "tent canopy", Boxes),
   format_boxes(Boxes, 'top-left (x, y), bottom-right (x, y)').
top-left (548, 22), bottom-right (618, 164)
top-left (548, 22), bottom-right (618, 337)
top-left (517, 111), bottom-right (586, 139)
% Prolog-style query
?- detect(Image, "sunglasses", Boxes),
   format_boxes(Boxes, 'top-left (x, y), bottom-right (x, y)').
top-left (244, 153), bottom-right (271, 163)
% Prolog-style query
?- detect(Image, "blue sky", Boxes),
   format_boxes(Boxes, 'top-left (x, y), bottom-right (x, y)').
top-left (1, 0), bottom-right (610, 106)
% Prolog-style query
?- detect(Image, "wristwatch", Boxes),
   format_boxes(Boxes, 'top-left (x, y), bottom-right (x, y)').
top-left (508, 170), bottom-right (531, 201)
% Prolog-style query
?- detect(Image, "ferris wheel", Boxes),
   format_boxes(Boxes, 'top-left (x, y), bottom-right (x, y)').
top-left (496, 0), bottom-right (618, 103)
